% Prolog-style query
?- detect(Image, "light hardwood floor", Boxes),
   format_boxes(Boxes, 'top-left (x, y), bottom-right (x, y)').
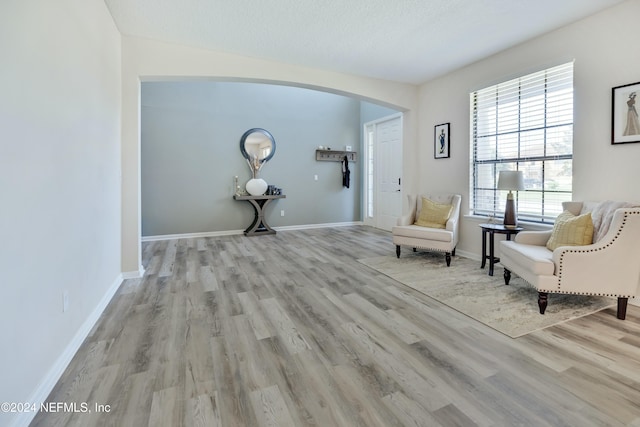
top-left (31, 226), bottom-right (640, 426)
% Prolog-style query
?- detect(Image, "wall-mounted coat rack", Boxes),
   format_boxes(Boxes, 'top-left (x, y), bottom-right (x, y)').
top-left (315, 149), bottom-right (357, 162)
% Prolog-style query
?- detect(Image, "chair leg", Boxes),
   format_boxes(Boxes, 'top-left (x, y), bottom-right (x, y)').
top-left (412, 247), bottom-right (417, 252)
top-left (503, 268), bottom-right (511, 285)
top-left (395, 245), bottom-right (401, 258)
top-left (445, 252), bottom-right (451, 267)
top-left (538, 292), bottom-right (548, 314)
top-left (617, 297), bottom-right (628, 320)
top-left (452, 247), bottom-right (456, 256)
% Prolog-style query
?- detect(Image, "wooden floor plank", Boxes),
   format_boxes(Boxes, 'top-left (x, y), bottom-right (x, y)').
top-left (259, 298), bottom-right (311, 355)
top-left (30, 226), bottom-right (640, 427)
top-left (185, 392), bottom-right (221, 427)
top-left (249, 385), bottom-right (296, 427)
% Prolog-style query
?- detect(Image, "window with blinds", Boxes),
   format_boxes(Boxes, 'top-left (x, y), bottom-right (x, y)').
top-left (470, 62), bottom-right (574, 223)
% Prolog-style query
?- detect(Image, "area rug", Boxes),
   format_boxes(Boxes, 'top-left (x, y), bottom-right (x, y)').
top-left (357, 252), bottom-right (614, 338)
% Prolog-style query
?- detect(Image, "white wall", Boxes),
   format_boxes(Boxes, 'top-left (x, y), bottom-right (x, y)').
top-left (0, 1), bottom-right (122, 426)
top-left (121, 36), bottom-right (419, 274)
top-left (418, 0), bottom-right (640, 299)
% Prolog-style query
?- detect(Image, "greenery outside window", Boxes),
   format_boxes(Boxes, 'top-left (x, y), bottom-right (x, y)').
top-left (470, 62), bottom-right (574, 223)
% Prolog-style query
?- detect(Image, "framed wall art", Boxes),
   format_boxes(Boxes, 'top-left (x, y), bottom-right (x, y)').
top-left (612, 81), bottom-right (640, 145)
top-left (434, 123), bottom-right (450, 158)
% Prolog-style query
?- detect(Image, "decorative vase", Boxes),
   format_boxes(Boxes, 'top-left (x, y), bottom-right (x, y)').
top-left (246, 178), bottom-right (268, 196)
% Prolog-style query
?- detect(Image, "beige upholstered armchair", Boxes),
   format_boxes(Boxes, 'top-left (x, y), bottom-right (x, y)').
top-left (392, 194), bottom-right (462, 266)
top-left (499, 201), bottom-right (640, 319)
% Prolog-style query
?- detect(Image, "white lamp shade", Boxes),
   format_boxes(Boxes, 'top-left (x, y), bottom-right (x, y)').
top-left (497, 170), bottom-right (524, 191)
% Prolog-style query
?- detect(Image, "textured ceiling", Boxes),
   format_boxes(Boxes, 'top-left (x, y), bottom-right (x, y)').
top-left (104, 0), bottom-right (626, 84)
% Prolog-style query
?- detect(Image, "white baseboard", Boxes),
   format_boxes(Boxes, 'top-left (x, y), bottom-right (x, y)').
top-left (142, 229), bottom-right (245, 242)
top-left (274, 221), bottom-right (363, 231)
top-left (455, 249), bottom-right (480, 262)
top-left (141, 222), bottom-right (364, 242)
top-left (9, 273), bottom-right (124, 427)
top-left (122, 265), bottom-right (146, 279)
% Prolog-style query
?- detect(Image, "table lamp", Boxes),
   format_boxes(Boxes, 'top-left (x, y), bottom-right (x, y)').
top-left (498, 170), bottom-right (524, 227)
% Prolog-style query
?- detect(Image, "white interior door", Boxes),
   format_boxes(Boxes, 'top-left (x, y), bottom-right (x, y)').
top-left (364, 114), bottom-right (403, 231)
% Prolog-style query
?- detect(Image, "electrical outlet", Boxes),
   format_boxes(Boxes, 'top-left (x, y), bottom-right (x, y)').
top-left (314, 174), bottom-right (318, 181)
top-left (281, 210), bottom-right (285, 217)
top-left (63, 291), bottom-right (69, 313)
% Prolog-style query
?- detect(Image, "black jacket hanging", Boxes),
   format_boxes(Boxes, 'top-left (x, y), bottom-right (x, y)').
top-left (342, 155), bottom-right (350, 188)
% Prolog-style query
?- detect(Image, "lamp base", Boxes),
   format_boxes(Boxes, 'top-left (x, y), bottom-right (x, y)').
top-left (503, 193), bottom-right (517, 227)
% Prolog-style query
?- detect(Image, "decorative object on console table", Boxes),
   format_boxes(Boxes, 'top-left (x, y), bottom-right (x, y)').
top-left (611, 81), bottom-right (640, 145)
top-left (497, 170), bottom-right (524, 228)
top-left (234, 175), bottom-right (247, 196)
top-left (434, 123), bottom-right (450, 159)
top-left (245, 151), bottom-right (268, 195)
top-left (266, 185), bottom-right (282, 195)
top-left (246, 177), bottom-right (268, 196)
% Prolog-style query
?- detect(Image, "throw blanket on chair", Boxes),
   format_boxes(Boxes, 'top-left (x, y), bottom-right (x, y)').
top-left (585, 200), bottom-right (639, 242)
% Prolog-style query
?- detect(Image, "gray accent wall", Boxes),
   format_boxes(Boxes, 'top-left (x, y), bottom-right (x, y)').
top-left (142, 81), bottom-right (398, 236)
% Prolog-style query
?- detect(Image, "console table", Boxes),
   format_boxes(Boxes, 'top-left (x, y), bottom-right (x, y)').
top-left (233, 194), bottom-right (286, 236)
top-left (479, 223), bottom-right (523, 276)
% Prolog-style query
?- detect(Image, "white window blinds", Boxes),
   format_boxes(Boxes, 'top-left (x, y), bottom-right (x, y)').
top-left (470, 62), bottom-right (574, 223)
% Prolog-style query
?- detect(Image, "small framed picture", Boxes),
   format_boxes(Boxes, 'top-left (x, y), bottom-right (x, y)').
top-left (434, 123), bottom-right (450, 158)
top-left (612, 81), bottom-right (640, 145)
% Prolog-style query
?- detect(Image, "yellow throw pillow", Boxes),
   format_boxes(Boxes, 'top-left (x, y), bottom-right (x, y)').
top-left (414, 197), bottom-right (453, 229)
top-left (546, 210), bottom-right (594, 251)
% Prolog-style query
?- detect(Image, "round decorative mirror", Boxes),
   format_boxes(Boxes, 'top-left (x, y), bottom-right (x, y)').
top-left (240, 128), bottom-right (275, 177)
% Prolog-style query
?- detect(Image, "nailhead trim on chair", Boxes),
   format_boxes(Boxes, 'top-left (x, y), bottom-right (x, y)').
top-left (555, 211), bottom-right (637, 293)
top-left (495, 272), bottom-right (633, 298)
top-left (412, 246), bottom-right (446, 252)
top-left (538, 289), bottom-right (635, 298)
top-left (535, 289), bottom-right (633, 297)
